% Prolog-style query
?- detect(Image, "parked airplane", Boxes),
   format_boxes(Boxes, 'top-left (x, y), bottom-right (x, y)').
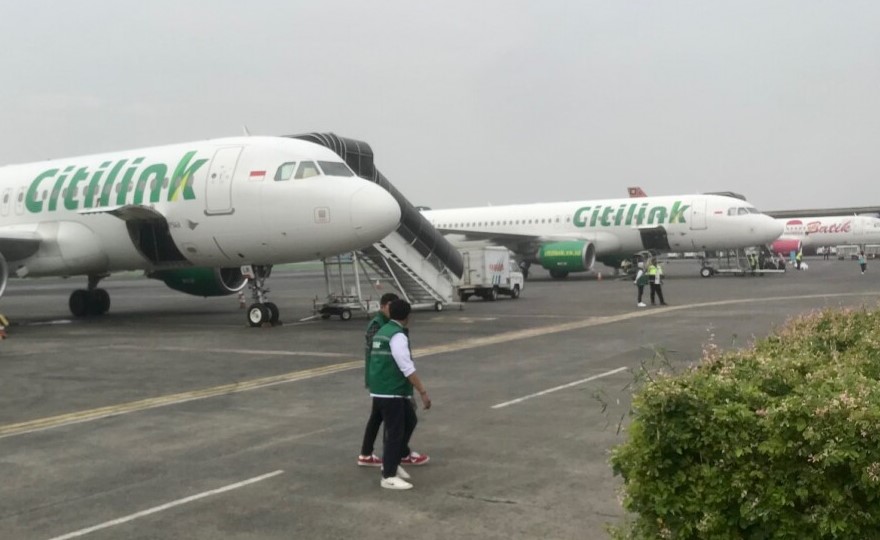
top-left (422, 194), bottom-right (783, 278)
top-left (0, 136), bottom-right (400, 325)
top-left (771, 215), bottom-right (880, 255)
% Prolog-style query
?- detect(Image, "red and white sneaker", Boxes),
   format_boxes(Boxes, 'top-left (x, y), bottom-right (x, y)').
top-left (400, 451), bottom-right (430, 466)
top-left (357, 454), bottom-right (382, 467)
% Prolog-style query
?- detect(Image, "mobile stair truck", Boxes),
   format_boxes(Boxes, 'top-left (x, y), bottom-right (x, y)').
top-left (456, 247), bottom-right (524, 302)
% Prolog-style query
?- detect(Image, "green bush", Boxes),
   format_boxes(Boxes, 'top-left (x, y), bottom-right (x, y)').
top-left (610, 308), bottom-right (880, 539)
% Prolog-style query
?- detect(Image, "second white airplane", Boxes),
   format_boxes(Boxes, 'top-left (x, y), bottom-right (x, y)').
top-left (423, 194), bottom-right (783, 278)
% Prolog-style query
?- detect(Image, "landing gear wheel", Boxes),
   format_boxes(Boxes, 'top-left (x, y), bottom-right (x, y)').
top-left (434, 301), bottom-right (444, 312)
top-left (340, 309), bottom-right (352, 321)
top-left (88, 289), bottom-right (111, 315)
top-left (511, 285), bottom-right (521, 299)
top-left (247, 303), bottom-right (270, 327)
top-left (700, 267), bottom-right (713, 278)
top-left (69, 289), bottom-right (89, 317)
top-left (264, 302), bottom-right (280, 324)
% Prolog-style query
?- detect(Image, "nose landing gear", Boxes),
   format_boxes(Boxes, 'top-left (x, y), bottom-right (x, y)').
top-left (243, 265), bottom-right (280, 327)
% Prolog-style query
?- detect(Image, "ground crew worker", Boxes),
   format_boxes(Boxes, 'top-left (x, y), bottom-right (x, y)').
top-left (368, 300), bottom-right (432, 490)
top-left (859, 251), bottom-right (867, 274)
top-left (633, 262), bottom-right (648, 307)
top-left (646, 258), bottom-right (667, 306)
top-left (796, 250), bottom-right (803, 270)
top-left (358, 293), bottom-right (429, 468)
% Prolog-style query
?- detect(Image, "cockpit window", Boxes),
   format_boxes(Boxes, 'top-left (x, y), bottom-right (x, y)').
top-left (317, 161), bottom-right (354, 177)
top-left (274, 162), bottom-right (297, 181)
top-left (728, 208), bottom-right (737, 216)
top-left (295, 161), bottom-right (321, 179)
top-left (747, 207), bottom-right (760, 214)
top-left (738, 207), bottom-right (749, 215)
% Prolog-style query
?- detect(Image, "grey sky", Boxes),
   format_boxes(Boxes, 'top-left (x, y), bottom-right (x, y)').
top-left (1, 1), bottom-right (878, 211)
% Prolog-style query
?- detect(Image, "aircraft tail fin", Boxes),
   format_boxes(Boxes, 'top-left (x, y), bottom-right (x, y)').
top-left (628, 186), bottom-right (648, 198)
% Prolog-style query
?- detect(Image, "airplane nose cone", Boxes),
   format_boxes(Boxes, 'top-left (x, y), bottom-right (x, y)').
top-left (769, 218), bottom-right (784, 239)
top-left (760, 217), bottom-right (784, 242)
top-left (350, 183), bottom-right (401, 242)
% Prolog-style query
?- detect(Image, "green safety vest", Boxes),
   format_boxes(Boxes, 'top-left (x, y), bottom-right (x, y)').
top-left (364, 312), bottom-right (389, 386)
top-left (368, 321), bottom-right (414, 397)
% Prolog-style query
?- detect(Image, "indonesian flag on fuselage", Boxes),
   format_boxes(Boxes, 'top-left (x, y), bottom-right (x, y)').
top-left (249, 170), bottom-right (266, 181)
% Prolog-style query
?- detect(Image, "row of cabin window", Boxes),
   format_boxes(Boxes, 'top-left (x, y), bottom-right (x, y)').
top-left (18, 159), bottom-right (357, 204)
top-left (26, 176), bottom-right (197, 203)
top-left (434, 216), bottom-right (569, 228)
top-left (275, 160), bottom-right (354, 181)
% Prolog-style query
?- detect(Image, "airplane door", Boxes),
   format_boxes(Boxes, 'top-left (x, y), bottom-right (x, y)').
top-left (14, 187), bottom-right (25, 215)
top-left (689, 199), bottom-right (707, 230)
top-left (205, 147), bottom-right (242, 215)
top-left (1, 188), bottom-right (11, 217)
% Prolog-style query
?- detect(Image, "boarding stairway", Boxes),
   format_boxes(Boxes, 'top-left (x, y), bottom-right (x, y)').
top-left (288, 133), bottom-right (463, 314)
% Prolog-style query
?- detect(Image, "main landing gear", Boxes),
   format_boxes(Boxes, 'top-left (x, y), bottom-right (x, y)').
top-left (69, 274), bottom-right (111, 317)
top-left (243, 265), bottom-right (280, 327)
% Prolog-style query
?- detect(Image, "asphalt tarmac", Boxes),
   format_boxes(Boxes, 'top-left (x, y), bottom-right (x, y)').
top-left (0, 257), bottom-right (877, 540)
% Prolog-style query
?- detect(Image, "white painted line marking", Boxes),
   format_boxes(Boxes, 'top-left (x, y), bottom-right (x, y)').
top-left (45, 470), bottom-right (284, 540)
top-left (491, 367), bottom-right (629, 409)
top-left (102, 345), bottom-right (348, 358)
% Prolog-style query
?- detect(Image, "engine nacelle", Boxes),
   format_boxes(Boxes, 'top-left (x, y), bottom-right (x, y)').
top-left (150, 267), bottom-right (247, 297)
top-left (536, 241), bottom-right (597, 273)
top-left (771, 238), bottom-right (802, 256)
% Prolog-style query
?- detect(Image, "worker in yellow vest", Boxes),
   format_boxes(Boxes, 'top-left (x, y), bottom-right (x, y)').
top-left (646, 258), bottom-right (667, 306)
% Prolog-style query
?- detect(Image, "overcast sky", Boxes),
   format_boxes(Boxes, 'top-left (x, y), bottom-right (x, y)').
top-left (0, 1), bottom-right (877, 211)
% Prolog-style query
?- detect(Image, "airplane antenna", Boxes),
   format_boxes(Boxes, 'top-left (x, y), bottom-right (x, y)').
top-left (242, 125), bottom-right (251, 136)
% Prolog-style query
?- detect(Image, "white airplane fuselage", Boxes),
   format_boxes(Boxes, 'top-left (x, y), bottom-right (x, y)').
top-left (775, 216), bottom-right (880, 251)
top-left (0, 136), bottom-right (400, 279)
top-left (424, 194), bottom-right (783, 268)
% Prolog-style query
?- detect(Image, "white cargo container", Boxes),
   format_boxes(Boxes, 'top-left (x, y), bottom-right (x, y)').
top-left (456, 247), bottom-right (524, 302)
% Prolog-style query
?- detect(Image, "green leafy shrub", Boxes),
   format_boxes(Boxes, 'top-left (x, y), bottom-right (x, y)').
top-left (610, 308), bottom-right (880, 539)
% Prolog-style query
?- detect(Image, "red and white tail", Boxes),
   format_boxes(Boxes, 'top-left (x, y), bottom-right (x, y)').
top-left (627, 186), bottom-right (648, 198)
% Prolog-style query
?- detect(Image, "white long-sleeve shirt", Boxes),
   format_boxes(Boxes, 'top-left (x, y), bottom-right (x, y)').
top-left (389, 332), bottom-right (416, 377)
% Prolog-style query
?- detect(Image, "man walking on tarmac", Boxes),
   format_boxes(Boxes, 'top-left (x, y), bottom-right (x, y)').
top-left (368, 299), bottom-right (432, 490)
top-left (358, 293), bottom-right (429, 468)
top-left (633, 262), bottom-right (648, 307)
top-left (647, 258), bottom-right (668, 306)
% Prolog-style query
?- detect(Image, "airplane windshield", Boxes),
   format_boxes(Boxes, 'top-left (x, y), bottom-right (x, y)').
top-left (317, 161), bottom-right (355, 177)
top-left (295, 161), bottom-right (321, 179)
top-left (274, 162), bottom-right (297, 181)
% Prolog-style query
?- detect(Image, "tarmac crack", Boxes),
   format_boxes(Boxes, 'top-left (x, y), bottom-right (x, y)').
top-left (446, 491), bottom-right (519, 505)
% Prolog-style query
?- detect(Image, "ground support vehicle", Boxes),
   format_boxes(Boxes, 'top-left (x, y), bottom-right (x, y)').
top-left (698, 247), bottom-right (786, 277)
top-left (837, 245), bottom-right (861, 260)
top-left (456, 247), bottom-right (524, 302)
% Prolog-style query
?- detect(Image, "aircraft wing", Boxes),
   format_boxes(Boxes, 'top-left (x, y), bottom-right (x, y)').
top-left (0, 230), bottom-right (42, 262)
top-left (79, 205), bottom-right (167, 222)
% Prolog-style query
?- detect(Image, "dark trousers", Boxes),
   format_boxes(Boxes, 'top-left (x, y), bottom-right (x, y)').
top-left (360, 399), bottom-right (412, 457)
top-left (375, 397), bottom-right (417, 478)
top-left (650, 283), bottom-right (665, 305)
top-left (861, 263), bottom-right (867, 273)
top-left (636, 285), bottom-right (645, 303)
